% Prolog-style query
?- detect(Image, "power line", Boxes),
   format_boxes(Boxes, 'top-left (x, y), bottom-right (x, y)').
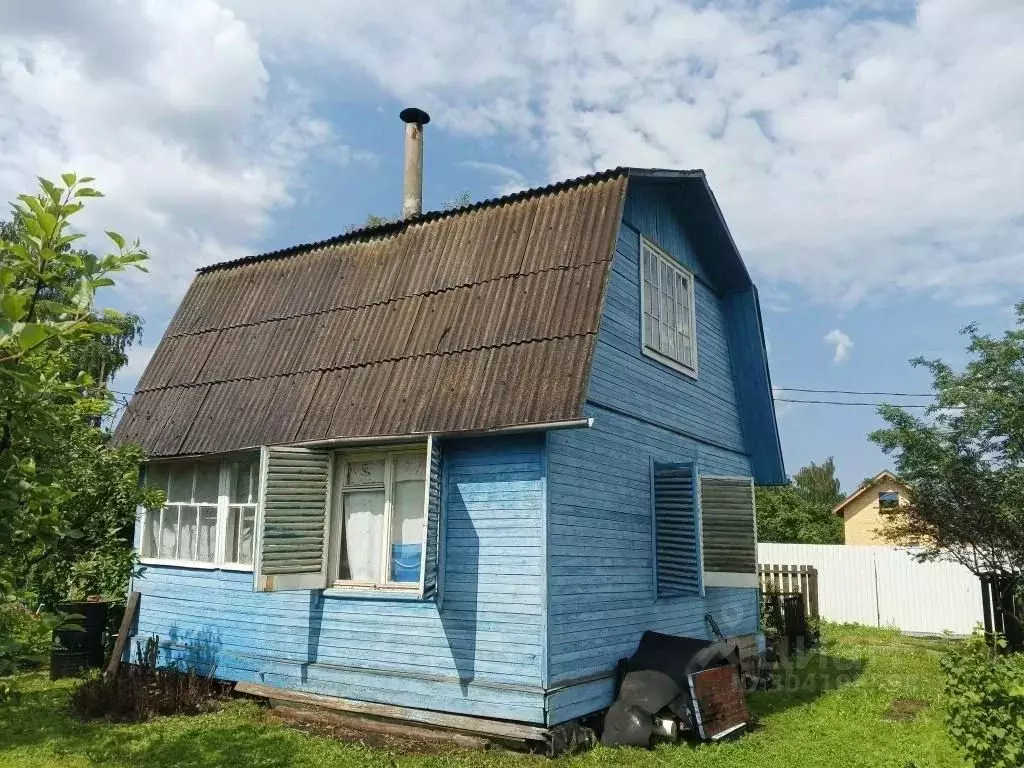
top-left (775, 386), bottom-right (934, 398)
top-left (774, 397), bottom-right (934, 408)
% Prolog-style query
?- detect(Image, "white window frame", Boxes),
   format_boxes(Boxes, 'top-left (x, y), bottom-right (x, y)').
top-left (138, 457), bottom-right (259, 572)
top-left (327, 444), bottom-right (430, 593)
top-left (639, 236), bottom-right (698, 378)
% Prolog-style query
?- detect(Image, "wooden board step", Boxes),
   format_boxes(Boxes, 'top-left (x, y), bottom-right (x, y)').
top-left (234, 681), bottom-right (548, 742)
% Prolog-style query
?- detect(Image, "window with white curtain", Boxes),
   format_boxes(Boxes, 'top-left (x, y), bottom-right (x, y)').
top-left (333, 447), bottom-right (427, 589)
top-left (140, 456), bottom-right (259, 568)
top-left (640, 236), bottom-right (698, 376)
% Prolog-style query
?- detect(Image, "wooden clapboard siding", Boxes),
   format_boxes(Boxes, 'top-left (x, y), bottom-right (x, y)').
top-left (545, 407), bottom-right (759, 724)
top-left (129, 434), bottom-right (548, 724)
top-left (543, 183), bottom-right (763, 725)
top-left (590, 218), bottom-right (745, 452)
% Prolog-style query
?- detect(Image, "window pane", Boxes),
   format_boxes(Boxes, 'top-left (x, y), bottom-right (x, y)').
top-left (661, 322), bottom-right (676, 359)
top-left (394, 453), bottom-right (425, 483)
top-left (141, 511), bottom-right (157, 557)
top-left (238, 510), bottom-right (255, 565)
top-left (193, 462), bottom-right (219, 503)
top-left (225, 507), bottom-right (240, 563)
top-left (167, 465), bottom-right (193, 503)
top-left (642, 247), bottom-right (656, 283)
top-left (224, 506), bottom-right (256, 565)
top-left (196, 508), bottom-right (217, 562)
top-left (146, 464), bottom-right (169, 494)
top-left (340, 490), bottom-right (384, 581)
top-left (644, 282), bottom-right (658, 316)
top-left (390, 478), bottom-right (425, 583)
top-left (346, 459), bottom-right (384, 487)
top-left (659, 260), bottom-right (672, 292)
top-left (177, 506), bottom-right (198, 561)
top-left (158, 507), bottom-right (179, 558)
top-left (645, 314), bottom-right (660, 350)
top-left (230, 458), bottom-right (258, 504)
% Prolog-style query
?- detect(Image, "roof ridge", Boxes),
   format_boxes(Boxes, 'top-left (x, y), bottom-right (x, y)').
top-left (197, 167), bottom-right (630, 274)
top-left (166, 257), bottom-right (612, 341)
top-left (134, 331), bottom-right (598, 395)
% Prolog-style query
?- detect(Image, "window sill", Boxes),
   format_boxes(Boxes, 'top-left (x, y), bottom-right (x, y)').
top-left (138, 558), bottom-right (253, 573)
top-left (641, 346), bottom-right (698, 379)
top-left (323, 586), bottom-right (424, 602)
top-left (703, 572), bottom-right (759, 589)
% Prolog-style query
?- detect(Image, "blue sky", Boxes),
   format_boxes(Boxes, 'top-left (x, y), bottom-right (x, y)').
top-left (1, 0), bottom-right (1021, 492)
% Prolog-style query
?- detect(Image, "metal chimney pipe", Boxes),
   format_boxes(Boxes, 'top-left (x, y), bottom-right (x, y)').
top-left (399, 107), bottom-right (430, 219)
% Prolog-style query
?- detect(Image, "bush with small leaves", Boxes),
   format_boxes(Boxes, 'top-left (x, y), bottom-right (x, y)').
top-left (942, 631), bottom-right (1024, 768)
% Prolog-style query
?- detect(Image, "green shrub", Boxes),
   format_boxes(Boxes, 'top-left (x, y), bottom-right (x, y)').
top-left (942, 632), bottom-right (1024, 768)
top-left (0, 596), bottom-right (66, 704)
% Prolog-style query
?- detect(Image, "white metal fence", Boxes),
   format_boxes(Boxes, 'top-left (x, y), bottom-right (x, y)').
top-left (758, 543), bottom-right (984, 636)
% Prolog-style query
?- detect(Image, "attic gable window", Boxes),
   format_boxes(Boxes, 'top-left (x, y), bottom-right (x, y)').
top-left (878, 491), bottom-right (900, 513)
top-left (140, 457), bottom-right (258, 569)
top-left (640, 236), bottom-right (698, 377)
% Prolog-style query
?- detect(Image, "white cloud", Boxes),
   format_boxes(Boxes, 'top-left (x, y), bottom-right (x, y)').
top-left (460, 161), bottom-right (528, 196)
top-left (227, 0), bottom-right (1024, 309)
top-left (825, 328), bottom-right (854, 364)
top-left (772, 385), bottom-right (793, 418)
top-left (0, 0), bottom-right (354, 308)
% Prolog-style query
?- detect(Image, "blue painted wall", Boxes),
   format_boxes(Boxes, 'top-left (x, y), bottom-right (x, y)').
top-left (543, 181), bottom-right (762, 724)
top-left (129, 433), bottom-right (548, 724)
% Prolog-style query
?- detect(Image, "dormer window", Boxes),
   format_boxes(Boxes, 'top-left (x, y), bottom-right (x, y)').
top-left (640, 236), bottom-right (698, 377)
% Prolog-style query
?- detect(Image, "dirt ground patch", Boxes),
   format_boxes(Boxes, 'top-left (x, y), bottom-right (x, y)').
top-left (883, 698), bottom-right (929, 722)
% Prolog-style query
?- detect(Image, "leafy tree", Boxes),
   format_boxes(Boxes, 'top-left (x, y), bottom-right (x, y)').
top-left (1, 215), bottom-right (143, 391)
top-left (793, 456), bottom-right (844, 508)
top-left (0, 174), bottom-right (148, 599)
top-left (756, 482), bottom-right (844, 544)
top-left (871, 304), bottom-right (1024, 576)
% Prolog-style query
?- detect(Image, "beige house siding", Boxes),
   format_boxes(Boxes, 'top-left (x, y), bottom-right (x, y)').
top-left (841, 479), bottom-right (910, 546)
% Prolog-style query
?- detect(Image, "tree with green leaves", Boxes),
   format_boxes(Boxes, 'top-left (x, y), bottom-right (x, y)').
top-left (756, 457), bottom-right (845, 544)
top-left (0, 216), bottom-right (143, 393)
top-left (871, 304), bottom-right (1024, 577)
top-left (793, 456), bottom-right (844, 508)
top-left (0, 173), bottom-right (149, 599)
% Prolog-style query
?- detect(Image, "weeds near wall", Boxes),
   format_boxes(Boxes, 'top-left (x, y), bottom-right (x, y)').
top-left (70, 636), bottom-right (231, 722)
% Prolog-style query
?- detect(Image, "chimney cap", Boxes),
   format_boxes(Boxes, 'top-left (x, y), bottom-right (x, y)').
top-left (400, 107), bottom-right (431, 125)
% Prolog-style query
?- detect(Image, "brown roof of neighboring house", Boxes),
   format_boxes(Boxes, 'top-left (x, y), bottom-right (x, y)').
top-left (113, 168), bottom-right (629, 457)
top-left (832, 470), bottom-right (907, 516)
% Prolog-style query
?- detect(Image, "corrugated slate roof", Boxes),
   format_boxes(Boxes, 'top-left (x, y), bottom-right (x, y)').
top-left (114, 169), bottom-right (629, 457)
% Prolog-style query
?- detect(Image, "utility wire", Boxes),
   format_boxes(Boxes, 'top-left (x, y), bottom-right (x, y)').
top-left (774, 386), bottom-right (934, 398)
top-left (774, 397), bottom-right (934, 408)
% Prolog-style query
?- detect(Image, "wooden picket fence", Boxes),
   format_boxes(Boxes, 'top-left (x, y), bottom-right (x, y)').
top-left (758, 564), bottom-right (819, 619)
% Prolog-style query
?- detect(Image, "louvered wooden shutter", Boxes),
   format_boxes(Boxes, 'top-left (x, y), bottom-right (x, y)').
top-left (700, 476), bottom-right (757, 586)
top-left (254, 446), bottom-right (331, 592)
top-left (419, 436), bottom-right (443, 600)
top-left (653, 462), bottom-right (702, 597)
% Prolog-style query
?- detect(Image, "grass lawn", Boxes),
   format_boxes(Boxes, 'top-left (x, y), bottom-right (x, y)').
top-left (0, 625), bottom-right (965, 768)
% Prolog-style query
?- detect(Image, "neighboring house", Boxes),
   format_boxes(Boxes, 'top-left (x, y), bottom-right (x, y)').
top-left (833, 471), bottom-right (911, 546)
top-left (114, 153), bottom-right (784, 733)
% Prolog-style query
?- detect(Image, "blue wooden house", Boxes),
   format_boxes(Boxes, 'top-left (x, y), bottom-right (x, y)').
top-left (114, 165), bottom-right (784, 737)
